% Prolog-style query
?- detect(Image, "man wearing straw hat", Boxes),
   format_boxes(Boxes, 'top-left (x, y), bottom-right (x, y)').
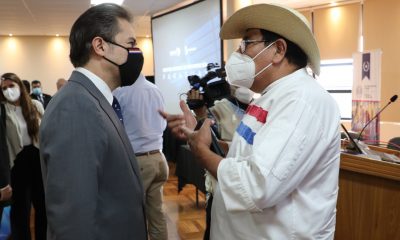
top-left (161, 3), bottom-right (340, 239)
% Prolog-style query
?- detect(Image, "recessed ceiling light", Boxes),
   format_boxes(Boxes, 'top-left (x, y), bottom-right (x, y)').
top-left (146, 35), bottom-right (150, 38)
top-left (91, 0), bottom-right (124, 5)
top-left (8, 33), bottom-right (13, 37)
top-left (56, 34), bottom-right (60, 37)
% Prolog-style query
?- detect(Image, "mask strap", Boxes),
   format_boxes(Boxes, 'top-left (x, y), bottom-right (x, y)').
top-left (252, 41), bottom-right (276, 60)
top-left (103, 41), bottom-right (130, 67)
top-left (254, 62), bottom-right (273, 78)
top-left (103, 56), bottom-right (119, 67)
top-left (253, 41), bottom-right (277, 78)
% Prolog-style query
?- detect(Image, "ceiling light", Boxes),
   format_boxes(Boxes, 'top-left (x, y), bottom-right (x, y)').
top-left (8, 33), bottom-right (13, 37)
top-left (91, 0), bottom-right (124, 5)
top-left (56, 34), bottom-right (60, 37)
top-left (146, 35), bottom-right (150, 38)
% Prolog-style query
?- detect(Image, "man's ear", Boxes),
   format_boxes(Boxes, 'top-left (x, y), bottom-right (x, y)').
top-left (92, 37), bottom-right (107, 56)
top-left (272, 39), bottom-right (287, 63)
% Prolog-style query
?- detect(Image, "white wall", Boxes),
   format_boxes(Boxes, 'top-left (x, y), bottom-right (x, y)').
top-left (136, 37), bottom-right (154, 76)
top-left (0, 36), bottom-right (154, 96)
top-left (0, 36), bottom-right (73, 95)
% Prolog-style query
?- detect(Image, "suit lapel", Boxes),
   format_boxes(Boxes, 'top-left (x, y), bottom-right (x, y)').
top-left (69, 71), bottom-right (143, 188)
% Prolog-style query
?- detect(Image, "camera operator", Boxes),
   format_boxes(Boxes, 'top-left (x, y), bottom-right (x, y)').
top-left (187, 86), bottom-right (253, 141)
top-left (184, 84), bottom-right (254, 240)
top-left (183, 63), bottom-right (256, 240)
top-left (186, 63), bottom-right (254, 141)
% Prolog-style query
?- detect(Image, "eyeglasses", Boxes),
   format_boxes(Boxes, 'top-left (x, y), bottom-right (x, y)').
top-left (239, 40), bottom-right (267, 53)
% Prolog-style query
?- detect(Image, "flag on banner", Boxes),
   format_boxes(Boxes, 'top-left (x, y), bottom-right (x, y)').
top-left (352, 50), bottom-right (382, 143)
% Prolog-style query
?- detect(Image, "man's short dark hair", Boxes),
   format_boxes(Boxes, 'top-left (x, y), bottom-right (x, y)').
top-left (69, 3), bottom-right (132, 68)
top-left (260, 29), bottom-right (307, 70)
top-left (31, 80), bottom-right (41, 85)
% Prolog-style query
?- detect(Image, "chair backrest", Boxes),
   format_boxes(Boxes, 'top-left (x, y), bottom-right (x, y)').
top-left (387, 137), bottom-right (400, 151)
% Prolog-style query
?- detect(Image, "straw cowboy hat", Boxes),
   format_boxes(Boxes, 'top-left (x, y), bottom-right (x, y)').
top-left (220, 3), bottom-right (320, 75)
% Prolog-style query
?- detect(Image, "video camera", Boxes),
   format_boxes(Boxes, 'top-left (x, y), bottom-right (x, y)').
top-left (187, 63), bottom-right (231, 109)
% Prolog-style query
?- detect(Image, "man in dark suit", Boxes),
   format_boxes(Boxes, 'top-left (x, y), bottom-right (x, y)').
top-left (39, 3), bottom-right (147, 240)
top-left (30, 80), bottom-right (52, 109)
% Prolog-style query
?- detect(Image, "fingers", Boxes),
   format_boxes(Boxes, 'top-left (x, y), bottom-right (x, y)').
top-left (158, 108), bottom-right (188, 140)
top-left (180, 125), bottom-right (194, 137)
top-left (198, 118), bottom-right (213, 135)
top-left (159, 110), bottom-right (183, 122)
top-left (188, 89), bottom-right (203, 100)
top-left (187, 89), bottom-right (195, 99)
top-left (202, 118), bottom-right (214, 128)
top-left (158, 109), bottom-right (168, 119)
top-left (179, 100), bottom-right (191, 114)
top-left (0, 185), bottom-right (12, 201)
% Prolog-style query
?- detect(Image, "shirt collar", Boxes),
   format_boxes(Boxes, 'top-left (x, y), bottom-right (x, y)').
top-left (261, 68), bottom-right (308, 95)
top-left (75, 67), bottom-right (113, 105)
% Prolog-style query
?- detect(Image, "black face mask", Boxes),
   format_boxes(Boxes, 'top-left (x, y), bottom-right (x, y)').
top-left (103, 41), bottom-right (144, 86)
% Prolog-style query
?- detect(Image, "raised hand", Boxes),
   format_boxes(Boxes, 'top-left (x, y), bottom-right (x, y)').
top-left (159, 100), bottom-right (197, 140)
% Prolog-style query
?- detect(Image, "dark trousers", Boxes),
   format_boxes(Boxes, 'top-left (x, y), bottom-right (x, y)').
top-left (10, 145), bottom-right (47, 240)
top-left (203, 194), bottom-right (213, 240)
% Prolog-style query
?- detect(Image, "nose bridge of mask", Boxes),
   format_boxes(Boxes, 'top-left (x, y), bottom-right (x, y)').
top-left (230, 52), bottom-right (253, 66)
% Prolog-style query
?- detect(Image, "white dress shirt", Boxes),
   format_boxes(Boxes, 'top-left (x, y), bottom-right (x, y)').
top-left (75, 67), bottom-right (113, 105)
top-left (113, 74), bottom-right (166, 152)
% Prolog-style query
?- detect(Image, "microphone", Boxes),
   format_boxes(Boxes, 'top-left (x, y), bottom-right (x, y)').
top-left (357, 94), bottom-right (398, 141)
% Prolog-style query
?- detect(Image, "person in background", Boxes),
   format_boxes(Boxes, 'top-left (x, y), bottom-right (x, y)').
top-left (160, 3), bottom-right (341, 239)
top-left (22, 80), bottom-right (31, 95)
top-left (186, 86), bottom-right (253, 240)
top-left (1, 72), bottom-right (46, 240)
top-left (56, 78), bottom-right (67, 91)
top-left (30, 80), bottom-right (52, 109)
top-left (188, 86), bottom-right (253, 141)
top-left (39, 3), bottom-right (147, 240)
top-left (0, 98), bottom-right (12, 223)
top-left (113, 73), bottom-right (168, 240)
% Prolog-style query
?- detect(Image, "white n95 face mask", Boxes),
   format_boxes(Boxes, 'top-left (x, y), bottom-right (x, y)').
top-left (2, 85), bottom-right (21, 103)
top-left (225, 41), bottom-right (275, 89)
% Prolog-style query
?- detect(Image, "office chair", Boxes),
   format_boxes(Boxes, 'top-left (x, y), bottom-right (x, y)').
top-left (387, 137), bottom-right (400, 151)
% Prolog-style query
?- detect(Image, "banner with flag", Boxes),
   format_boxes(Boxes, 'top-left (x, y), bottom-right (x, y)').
top-left (352, 50), bottom-right (382, 143)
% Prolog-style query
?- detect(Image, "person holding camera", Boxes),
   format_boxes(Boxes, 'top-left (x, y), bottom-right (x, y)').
top-left (160, 3), bottom-right (340, 239)
top-left (185, 85), bottom-right (253, 240)
top-left (187, 86), bottom-right (253, 141)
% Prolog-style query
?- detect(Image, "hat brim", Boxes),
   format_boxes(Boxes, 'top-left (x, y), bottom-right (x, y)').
top-left (220, 4), bottom-right (320, 75)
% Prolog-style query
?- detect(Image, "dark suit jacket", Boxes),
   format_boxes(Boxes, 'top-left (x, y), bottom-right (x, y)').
top-left (0, 103), bottom-right (10, 189)
top-left (30, 93), bottom-right (52, 109)
top-left (39, 71), bottom-right (147, 240)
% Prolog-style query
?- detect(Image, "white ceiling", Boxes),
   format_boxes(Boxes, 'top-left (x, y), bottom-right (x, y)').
top-left (0, 0), bottom-right (350, 37)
